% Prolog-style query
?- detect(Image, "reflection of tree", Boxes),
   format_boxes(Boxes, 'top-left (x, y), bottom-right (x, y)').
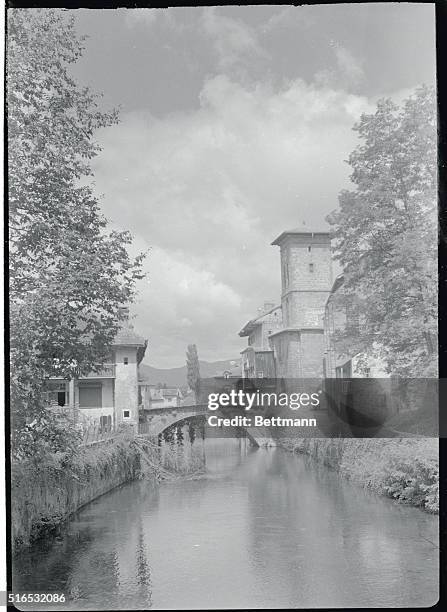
top-left (135, 519), bottom-right (152, 608)
top-left (188, 422), bottom-right (196, 445)
top-left (13, 524), bottom-right (105, 597)
top-left (163, 427), bottom-right (174, 444)
top-left (176, 424), bottom-right (184, 445)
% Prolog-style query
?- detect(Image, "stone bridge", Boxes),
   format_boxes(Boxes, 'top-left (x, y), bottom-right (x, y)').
top-left (138, 404), bottom-right (276, 447)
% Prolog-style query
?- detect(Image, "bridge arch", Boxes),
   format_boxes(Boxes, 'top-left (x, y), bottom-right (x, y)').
top-left (139, 405), bottom-right (276, 447)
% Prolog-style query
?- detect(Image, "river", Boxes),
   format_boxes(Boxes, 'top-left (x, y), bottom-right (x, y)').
top-left (13, 434), bottom-right (438, 609)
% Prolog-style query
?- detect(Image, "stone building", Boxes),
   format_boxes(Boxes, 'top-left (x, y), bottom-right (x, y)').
top-left (239, 225), bottom-right (333, 380)
top-left (268, 225), bottom-right (333, 379)
top-left (323, 273), bottom-right (388, 379)
top-left (238, 303), bottom-right (282, 377)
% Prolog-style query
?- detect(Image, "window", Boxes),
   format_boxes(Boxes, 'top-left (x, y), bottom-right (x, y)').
top-left (123, 357), bottom-right (129, 365)
top-left (123, 409), bottom-right (130, 419)
top-left (100, 415), bottom-right (112, 432)
top-left (47, 382), bottom-right (68, 406)
top-left (309, 263), bottom-right (314, 272)
top-left (79, 384), bottom-right (102, 408)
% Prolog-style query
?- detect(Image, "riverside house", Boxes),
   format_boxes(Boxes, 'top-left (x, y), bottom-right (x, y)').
top-left (138, 385), bottom-right (183, 411)
top-left (46, 313), bottom-right (147, 431)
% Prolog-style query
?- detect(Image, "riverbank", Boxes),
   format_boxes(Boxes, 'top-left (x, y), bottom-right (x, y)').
top-left (11, 435), bottom-right (142, 551)
top-left (277, 437), bottom-right (438, 513)
top-left (12, 433), bottom-right (206, 552)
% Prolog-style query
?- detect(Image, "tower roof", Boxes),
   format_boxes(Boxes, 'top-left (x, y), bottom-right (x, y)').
top-left (113, 323), bottom-right (146, 346)
top-left (271, 223), bottom-right (330, 246)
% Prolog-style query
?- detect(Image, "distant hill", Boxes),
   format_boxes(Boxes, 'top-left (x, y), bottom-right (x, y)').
top-left (139, 359), bottom-right (240, 388)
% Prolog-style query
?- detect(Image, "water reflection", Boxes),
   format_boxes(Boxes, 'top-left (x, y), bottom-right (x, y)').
top-left (13, 428), bottom-right (438, 609)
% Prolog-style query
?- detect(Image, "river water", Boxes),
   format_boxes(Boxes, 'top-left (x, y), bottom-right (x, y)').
top-left (13, 435), bottom-right (438, 609)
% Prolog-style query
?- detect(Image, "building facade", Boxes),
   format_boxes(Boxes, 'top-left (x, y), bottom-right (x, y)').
top-left (239, 226), bottom-right (333, 381)
top-left (323, 273), bottom-right (389, 379)
top-left (139, 385), bottom-right (183, 411)
top-left (239, 303), bottom-right (282, 378)
top-left (47, 316), bottom-right (147, 430)
top-left (268, 226), bottom-right (333, 379)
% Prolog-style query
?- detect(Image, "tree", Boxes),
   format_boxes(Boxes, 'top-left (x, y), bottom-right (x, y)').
top-left (186, 344), bottom-right (201, 399)
top-left (327, 86), bottom-right (437, 377)
top-left (8, 9), bottom-right (145, 457)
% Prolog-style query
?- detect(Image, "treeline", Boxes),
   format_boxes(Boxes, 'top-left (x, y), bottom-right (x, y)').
top-left (8, 9), bottom-right (146, 459)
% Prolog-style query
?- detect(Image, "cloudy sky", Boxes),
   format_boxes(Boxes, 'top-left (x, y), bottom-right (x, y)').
top-left (71, 4), bottom-right (435, 368)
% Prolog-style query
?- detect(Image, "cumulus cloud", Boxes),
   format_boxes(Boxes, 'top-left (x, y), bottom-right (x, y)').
top-left (316, 42), bottom-right (365, 90)
top-left (335, 44), bottom-right (365, 84)
top-left (91, 75), bottom-right (373, 366)
top-left (129, 246), bottom-right (244, 366)
top-left (200, 7), bottom-right (269, 74)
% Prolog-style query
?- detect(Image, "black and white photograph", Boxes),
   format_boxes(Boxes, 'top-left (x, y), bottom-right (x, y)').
top-left (6, 2), bottom-right (440, 610)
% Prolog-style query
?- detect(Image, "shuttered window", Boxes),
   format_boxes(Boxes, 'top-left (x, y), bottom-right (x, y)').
top-left (79, 385), bottom-right (102, 408)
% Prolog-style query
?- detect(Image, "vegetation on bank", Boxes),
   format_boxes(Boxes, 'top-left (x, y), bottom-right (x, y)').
top-left (8, 10), bottom-right (149, 553)
top-left (278, 437), bottom-right (438, 513)
top-left (12, 433), bottom-right (205, 552)
top-left (9, 8), bottom-right (145, 462)
top-left (12, 434), bottom-right (139, 550)
top-left (327, 86), bottom-right (437, 378)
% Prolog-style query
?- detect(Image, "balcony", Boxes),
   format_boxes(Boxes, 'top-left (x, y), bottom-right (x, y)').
top-left (82, 364), bottom-right (116, 379)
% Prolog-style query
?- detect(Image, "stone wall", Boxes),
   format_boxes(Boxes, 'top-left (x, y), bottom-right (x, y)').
top-left (284, 242), bottom-right (333, 294)
top-left (283, 291), bottom-right (328, 328)
top-left (270, 329), bottom-right (325, 378)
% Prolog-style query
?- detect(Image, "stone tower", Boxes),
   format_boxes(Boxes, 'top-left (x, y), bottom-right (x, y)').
top-left (269, 226), bottom-right (332, 378)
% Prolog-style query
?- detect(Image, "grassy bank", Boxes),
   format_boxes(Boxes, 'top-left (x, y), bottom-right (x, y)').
top-left (12, 434), bottom-right (142, 550)
top-left (277, 437), bottom-right (438, 513)
top-left (12, 433), bottom-right (206, 552)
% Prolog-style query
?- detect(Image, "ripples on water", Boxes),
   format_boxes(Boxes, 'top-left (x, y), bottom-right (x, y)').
top-left (13, 425), bottom-right (439, 609)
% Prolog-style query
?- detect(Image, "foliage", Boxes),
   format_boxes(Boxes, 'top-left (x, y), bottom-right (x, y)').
top-left (186, 344), bottom-right (201, 398)
top-left (280, 436), bottom-right (439, 513)
top-left (7, 9), bottom-right (146, 456)
top-left (383, 456), bottom-right (438, 511)
top-left (327, 86), bottom-right (437, 377)
top-left (12, 434), bottom-right (141, 549)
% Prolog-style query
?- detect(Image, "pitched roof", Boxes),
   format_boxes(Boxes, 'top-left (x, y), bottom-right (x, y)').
top-left (113, 323), bottom-right (146, 346)
top-left (330, 274), bottom-right (345, 294)
top-left (162, 388), bottom-right (181, 397)
top-left (239, 304), bottom-right (281, 337)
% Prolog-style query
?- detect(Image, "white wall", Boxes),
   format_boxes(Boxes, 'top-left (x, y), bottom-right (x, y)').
top-left (114, 346), bottom-right (139, 425)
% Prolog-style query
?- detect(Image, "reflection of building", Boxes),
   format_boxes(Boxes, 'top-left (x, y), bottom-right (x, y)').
top-left (239, 303), bottom-right (282, 378)
top-left (47, 312), bottom-right (147, 429)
